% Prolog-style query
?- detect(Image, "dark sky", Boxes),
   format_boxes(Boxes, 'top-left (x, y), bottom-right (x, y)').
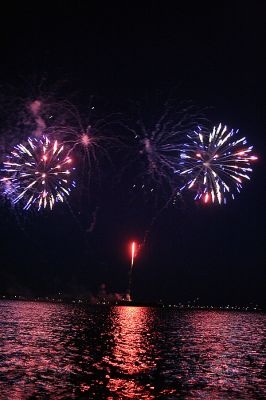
top-left (0, 2), bottom-right (265, 305)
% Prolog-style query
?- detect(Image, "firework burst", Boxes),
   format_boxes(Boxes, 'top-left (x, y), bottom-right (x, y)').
top-left (49, 99), bottom-right (121, 184)
top-left (177, 123), bottom-right (258, 204)
top-left (1, 135), bottom-right (76, 210)
top-left (63, 124), bottom-right (112, 170)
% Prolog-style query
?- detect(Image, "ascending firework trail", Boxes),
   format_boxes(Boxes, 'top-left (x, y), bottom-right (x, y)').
top-left (127, 241), bottom-right (137, 301)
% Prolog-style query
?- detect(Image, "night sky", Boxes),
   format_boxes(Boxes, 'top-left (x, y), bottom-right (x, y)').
top-left (0, 2), bottom-right (265, 306)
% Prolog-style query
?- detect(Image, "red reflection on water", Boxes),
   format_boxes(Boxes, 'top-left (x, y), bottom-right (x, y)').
top-left (105, 306), bottom-right (157, 399)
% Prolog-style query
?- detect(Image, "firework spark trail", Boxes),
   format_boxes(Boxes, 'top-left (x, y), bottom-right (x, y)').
top-left (122, 101), bottom-right (207, 202)
top-left (86, 206), bottom-right (99, 233)
top-left (1, 135), bottom-right (76, 210)
top-left (177, 123), bottom-right (258, 204)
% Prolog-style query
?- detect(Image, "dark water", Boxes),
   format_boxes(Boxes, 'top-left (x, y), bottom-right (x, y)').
top-left (0, 301), bottom-right (265, 399)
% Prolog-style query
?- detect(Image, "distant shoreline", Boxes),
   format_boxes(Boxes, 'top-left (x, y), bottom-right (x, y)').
top-left (0, 297), bottom-right (264, 312)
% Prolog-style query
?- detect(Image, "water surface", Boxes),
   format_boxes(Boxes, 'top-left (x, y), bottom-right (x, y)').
top-left (0, 301), bottom-right (265, 399)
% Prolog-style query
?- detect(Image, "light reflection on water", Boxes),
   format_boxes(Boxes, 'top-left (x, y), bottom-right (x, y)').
top-left (0, 301), bottom-right (265, 399)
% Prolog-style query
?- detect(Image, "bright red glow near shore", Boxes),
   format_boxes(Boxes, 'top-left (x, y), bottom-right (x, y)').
top-left (127, 241), bottom-right (138, 301)
top-left (131, 241), bottom-right (136, 267)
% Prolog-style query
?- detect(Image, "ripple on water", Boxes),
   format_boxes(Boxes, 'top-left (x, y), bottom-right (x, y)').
top-left (0, 301), bottom-right (265, 399)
